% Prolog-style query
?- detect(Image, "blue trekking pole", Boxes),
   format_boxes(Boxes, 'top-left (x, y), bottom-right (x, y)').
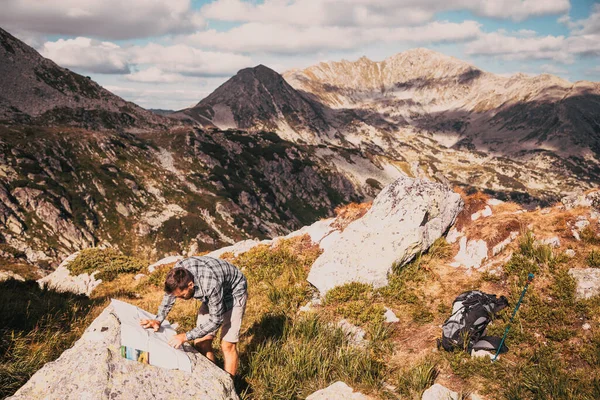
top-left (492, 273), bottom-right (534, 362)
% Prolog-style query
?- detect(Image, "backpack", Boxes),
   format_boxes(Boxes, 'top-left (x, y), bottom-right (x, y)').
top-left (438, 290), bottom-right (508, 352)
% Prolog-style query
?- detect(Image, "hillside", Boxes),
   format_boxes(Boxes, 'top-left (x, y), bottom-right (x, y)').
top-left (4, 183), bottom-right (600, 399)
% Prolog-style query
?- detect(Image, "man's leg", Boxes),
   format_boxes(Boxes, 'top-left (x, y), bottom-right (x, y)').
top-left (194, 303), bottom-right (217, 362)
top-left (220, 293), bottom-right (247, 376)
top-left (221, 340), bottom-right (239, 376)
top-left (193, 335), bottom-right (216, 362)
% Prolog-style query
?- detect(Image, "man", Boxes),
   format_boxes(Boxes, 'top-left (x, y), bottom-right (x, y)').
top-left (139, 256), bottom-right (248, 376)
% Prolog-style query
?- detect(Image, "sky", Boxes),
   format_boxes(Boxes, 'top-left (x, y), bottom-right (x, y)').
top-left (1, 0), bottom-right (599, 110)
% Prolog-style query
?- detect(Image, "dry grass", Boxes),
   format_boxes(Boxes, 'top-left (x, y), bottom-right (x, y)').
top-left (330, 202), bottom-right (372, 232)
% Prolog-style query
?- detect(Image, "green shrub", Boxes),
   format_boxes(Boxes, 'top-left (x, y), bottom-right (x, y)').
top-left (325, 282), bottom-right (373, 305)
top-left (396, 358), bottom-right (439, 398)
top-left (67, 248), bottom-right (146, 281)
top-left (587, 249), bottom-right (600, 268)
top-left (334, 301), bottom-right (385, 326)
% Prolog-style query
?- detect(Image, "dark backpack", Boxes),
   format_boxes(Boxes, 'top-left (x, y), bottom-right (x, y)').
top-left (438, 290), bottom-right (508, 352)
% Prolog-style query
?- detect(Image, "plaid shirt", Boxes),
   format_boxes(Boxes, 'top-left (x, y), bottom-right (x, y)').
top-left (156, 256), bottom-right (247, 341)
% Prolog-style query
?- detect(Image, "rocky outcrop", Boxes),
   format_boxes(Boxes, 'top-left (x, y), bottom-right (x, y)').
top-left (562, 191), bottom-right (600, 210)
top-left (9, 304), bottom-right (239, 400)
top-left (307, 175), bottom-right (463, 295)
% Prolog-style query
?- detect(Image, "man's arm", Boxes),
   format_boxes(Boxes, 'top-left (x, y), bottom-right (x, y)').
top-left (185, 285), bottom-right (225, 341)
top-left (156, 293), bottom-right (176, 324)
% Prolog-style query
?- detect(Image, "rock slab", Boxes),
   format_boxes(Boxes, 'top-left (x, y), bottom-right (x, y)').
top-left (9, 305), bottom-right (238, 400)
top-left (308, 176), bottom-right (463, 295)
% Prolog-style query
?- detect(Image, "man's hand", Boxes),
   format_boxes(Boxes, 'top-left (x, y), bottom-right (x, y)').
top-left (168, 333), bottom-right (187, 349)
top-left (140, 319), bottom-right (160, 332)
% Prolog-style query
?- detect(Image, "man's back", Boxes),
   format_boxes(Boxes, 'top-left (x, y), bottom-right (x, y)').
top-left (175, 256), bottom-right (247, 310)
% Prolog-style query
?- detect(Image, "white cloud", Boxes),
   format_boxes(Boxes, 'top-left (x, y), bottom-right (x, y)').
top-left (465, 32), bottom-right (573, 63)
top-left (39, 37), bottom-right (130, 74)
top-left (103, 82), bottom-right (222, 110)
top-left (129, 43), bottom-right (252, 77)
top-left (37, 38), bottom-right (253, 79)
top-left (126, 67), bottom-right (185, 83)
top-left (183, 20), bottom-right (481, 54)
top-left (200, 0), bottom-right (570, 27)
top-left (0, 0), bottom-right (205, 40)
top-left (572, 3), bottom-right (600, 35)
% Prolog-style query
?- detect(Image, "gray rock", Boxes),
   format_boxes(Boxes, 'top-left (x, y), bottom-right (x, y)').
top-left (306, 381), bottom-right (369, 400)
top-left (569, 268), bottom-right (600, 300)
top-left (450, 237), bottom-right (488, 269)
top-left (336, 319), bottom-right (367, 347)
top-left (422, 383), bottom-right (459, 400)
top-left (307, 176), bottom-right (463, 295)
top-left (9, 305), bottom-right (238, 400)
top-left (565, 249), bottom-right (576, 257)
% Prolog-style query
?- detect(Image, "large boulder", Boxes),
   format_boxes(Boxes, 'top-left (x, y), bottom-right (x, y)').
top-left (9, 305), bottom-right (239, 400)
top-left (37, 252), bottom-right (102, 296)
top-left (307, 176), bottom-right (463, 295)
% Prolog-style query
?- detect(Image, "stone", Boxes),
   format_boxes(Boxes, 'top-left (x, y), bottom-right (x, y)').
top-left (471, 206), bottom-right (492, 221)
top-left (487, 198), bottom-right (504, 206)
top-left (9, 305), bottom-right (238, 400)
top-left (384, 307), bottom-right (399, 323)
top-left (307, 176), bottom-right (463, 295)
top-left (540, 237), bottom-right (561, 248)
top-left (471, 349), bottom-right (495, 359)
top-left (569, 268), bottom-right (600, 299)
top-left (451, 237), bottom-right (488, 269)
top-left (565, 249), bottom-right (576, 258)
top-left (134, 274), bottom-right (147, 281)
top-left (583, 323), bottom-right (591, 330)
top-left (306, 381), bottom-right (369, 400)
top-left (148, 255), bottom-right (184, 273)
top-left (422, 383), bottom-right (459, 400)
top-left (337, 319), bottom-right (367, 347)
top-left (446, 227), bottom-right (463, 244)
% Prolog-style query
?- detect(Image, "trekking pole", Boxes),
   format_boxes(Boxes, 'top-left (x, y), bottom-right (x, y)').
top-left (492, 273), bottom-right (534, 363)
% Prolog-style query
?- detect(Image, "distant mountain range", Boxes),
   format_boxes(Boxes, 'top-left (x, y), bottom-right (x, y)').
top-left (0, 25), bottom-right (598, 270)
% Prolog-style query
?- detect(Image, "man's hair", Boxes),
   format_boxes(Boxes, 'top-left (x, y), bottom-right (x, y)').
top-left (164, 267), bottom-right (194, 293)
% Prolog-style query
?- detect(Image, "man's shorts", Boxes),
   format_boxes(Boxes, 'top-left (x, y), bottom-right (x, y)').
top-left (195, 293), bottom-right (247, 343)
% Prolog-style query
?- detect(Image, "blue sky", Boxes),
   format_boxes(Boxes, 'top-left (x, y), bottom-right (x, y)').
top-left (1, 0), bottom-right (599, 109)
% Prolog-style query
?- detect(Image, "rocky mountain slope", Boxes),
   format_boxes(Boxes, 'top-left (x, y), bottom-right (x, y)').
top-left (0, 27), bottom-right (172, 131)
top-left (0, 28), bottom-right (401, 272)
top-left (180, 49), bottom-right (599, 203)
top-left (0, 125), bottom-right (367, 270)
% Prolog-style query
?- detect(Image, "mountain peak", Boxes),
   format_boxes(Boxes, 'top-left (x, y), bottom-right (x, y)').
top-left (0, 27), bottom-right (170, 129)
